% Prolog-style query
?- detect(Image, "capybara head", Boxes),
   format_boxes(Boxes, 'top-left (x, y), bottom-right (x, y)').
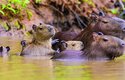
top-left (83, 32), bottom-right (125, 60)
top-left (93, 16), bottom-right (125, 39)
top-left (65, 41), bottom-right (84, 51)
top-left (52, 39), bottom-right (67, 52)
top-left (32, 23), bottom-right (55, 40)
top-left (0, 46), bottom-right (10, 57)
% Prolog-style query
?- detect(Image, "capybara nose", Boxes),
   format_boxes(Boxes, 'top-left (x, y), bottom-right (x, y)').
top-left (121, 43), bottom-right (125, 47)
top-left (121, 41), bottom-right (125, 47)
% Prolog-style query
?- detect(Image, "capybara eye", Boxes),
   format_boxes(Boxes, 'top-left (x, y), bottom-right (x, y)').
top-left (102, 38), bottom-right (108, 42)
top-left (72, 44), bottom-right (75, 46)
top-left (97, 32), bottom-right (104, 35)
top-left (102, 20), bottom-right (108, 23)
top-left (102, 19), bottom-right (108, 23)
top-left (39, 28), bottom-right (43, 30)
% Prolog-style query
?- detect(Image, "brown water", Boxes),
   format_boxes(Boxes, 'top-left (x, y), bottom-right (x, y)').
top-left (0, 37), bottom-right (125, 80)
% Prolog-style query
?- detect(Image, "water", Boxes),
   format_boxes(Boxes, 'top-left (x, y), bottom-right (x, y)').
top-left (0, 37), bottom-right (125, 80)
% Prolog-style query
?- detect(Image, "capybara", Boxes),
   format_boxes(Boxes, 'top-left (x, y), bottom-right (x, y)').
top-left (52, 40), bottom-right (84, 52)
top-left (20, 23), bottom-right (56, 56)
top-left (65, 41), bottom-right (84, 51)
top-left (54, 16), bottom-right (125, 41)
top-left (53, 30), bottom-right (78, 41)
top-left (52, 32), bottom-right (125, 60)
top-left (52, 39), bottom-right (67, 52)
top-left (92, 16), bottom-right (125, 39)
top-left (0, 46), bottom-right (10, 57)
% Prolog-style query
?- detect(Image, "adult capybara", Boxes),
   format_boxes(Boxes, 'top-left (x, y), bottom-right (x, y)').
top-left (53, 30), bottom-right (78, 41)
top-left (52, 32), bottom-right (125, 60)
top-left (75, 24), bottom-right (125, 60)
top-left (54, 16), bottom-right (125, 41)
top-left (92, 16), bottom-right (125, 39)
top-left (20, 23), bottom-right (56, 56)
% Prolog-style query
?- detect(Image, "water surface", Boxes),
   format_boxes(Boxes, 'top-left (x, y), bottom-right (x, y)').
top-left (0, 37), bottom-right (125, 80)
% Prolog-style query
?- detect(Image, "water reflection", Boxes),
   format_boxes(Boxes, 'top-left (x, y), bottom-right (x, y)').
top-left (0, 55), bottom-right (125, 80)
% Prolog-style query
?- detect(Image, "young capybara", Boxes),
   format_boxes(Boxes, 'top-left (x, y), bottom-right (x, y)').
top-left (52, 32), bottom-right (125, 60)
top-left (52, 40), bottom-right (84, 52)
top-left (65, 41), bottom-right (84, 51)
top-left (52, 39), bottom-right (67, 52)
top-left (92, 16), bottom-right (125, 39)
top-left (20, 23), bottom-right (56, 56)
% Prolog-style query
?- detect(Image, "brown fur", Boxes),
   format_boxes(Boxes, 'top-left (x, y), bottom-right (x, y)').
top-left (65, 41), bottom-right (84, 50)
top-left (74, 24), bottom-right (125, 60)
top-left (92, 16), bottom-right (125, 39)
top-left (52, 32), bottom-right (125, 60)
top-left (52, 40), bottom-right (84, 52)
top-left (20, 23), bottom-right (56, 56)
top-left (53, 28), bottom-right (79, 41)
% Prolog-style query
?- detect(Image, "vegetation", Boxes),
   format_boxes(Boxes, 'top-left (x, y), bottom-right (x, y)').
top-left (0, 0), bottom-right (30, 15)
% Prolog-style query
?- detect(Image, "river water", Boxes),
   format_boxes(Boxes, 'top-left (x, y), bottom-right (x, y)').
top-left (0, 37), bottom-right (125, 80)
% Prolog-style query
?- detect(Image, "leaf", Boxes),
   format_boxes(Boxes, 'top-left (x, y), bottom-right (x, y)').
top-left (0, 10), bottom-right (4, 15)
top-left (111, 8), bottom-right (118, 14)
top-left (35, 0), bottom-right (42, 3)
top-left (123, 0), bottom-right (125, 2)
top-left (1, 4), bottom-right (6, 10)
top-left (21, 0), bottom-right (30, 8)
top-left (26, 10), bottom-right (33, 20)
top-left (7, 7), bottom-right (17, 14)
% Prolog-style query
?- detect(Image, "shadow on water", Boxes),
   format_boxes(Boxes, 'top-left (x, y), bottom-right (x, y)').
top-left (0, 37), bottom-right (125, 80)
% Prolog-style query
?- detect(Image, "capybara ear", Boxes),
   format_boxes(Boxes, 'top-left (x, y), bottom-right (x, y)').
top-left (0, 46), bottom-right (3, 52)
top-left (92, 32), bottom-right (100, 41)
top-left (6, 46), bottom-right (10, 52)
top-left (21, 40), bottom-right (26, 47)
top-left (62, 41), bottom-right (68, 48)
top-left (98, 10), bottom-right (105, 16)
top-left (32, 24), bottom-right (37, 31)
top-left (97, 32), bottom-right (104, 35)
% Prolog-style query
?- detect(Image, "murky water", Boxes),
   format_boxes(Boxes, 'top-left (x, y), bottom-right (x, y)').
top-left (0, 37), bottom-right (125, 80)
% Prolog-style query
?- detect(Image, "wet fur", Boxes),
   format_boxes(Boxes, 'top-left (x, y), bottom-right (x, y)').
top-left (65, 41), bottom-right (84, 51)
top-left (74, 25), bottom-right (125, 60)
top-left (20, 23), bottom-right (55, 56)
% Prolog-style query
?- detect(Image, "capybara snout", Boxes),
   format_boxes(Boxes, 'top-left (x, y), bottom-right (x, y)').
top-left (119, 39), bottom-right (125, 47)
top-left (91, 33), bottom-right (125, 59)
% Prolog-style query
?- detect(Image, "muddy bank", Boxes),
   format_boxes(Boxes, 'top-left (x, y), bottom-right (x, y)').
top-left (0, 0), bottom-right (123, 40)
